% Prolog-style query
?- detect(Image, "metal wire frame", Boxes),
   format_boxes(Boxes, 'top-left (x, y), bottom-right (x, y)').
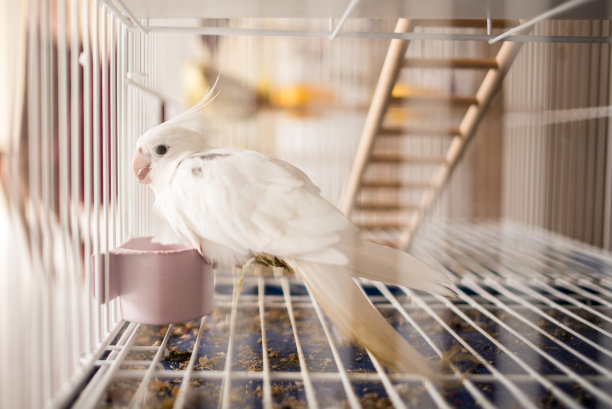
top-left (68, 222), bottom-right (612, 408)
top-left (103, 0), bottom-right (612, 44)
top-left (10, 2), bottom-right (612, 408)
top-left (12, 1), bottom-right (163, 407)
top-left (145, 26), bottom-right (612, 44)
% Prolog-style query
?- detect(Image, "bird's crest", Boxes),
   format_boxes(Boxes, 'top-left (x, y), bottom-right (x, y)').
top-left (155, 74), bottom-right (221, 131)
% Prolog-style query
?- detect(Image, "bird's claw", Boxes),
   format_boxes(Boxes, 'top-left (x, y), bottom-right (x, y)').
top-left (241, 254), bottom-right (294, 277)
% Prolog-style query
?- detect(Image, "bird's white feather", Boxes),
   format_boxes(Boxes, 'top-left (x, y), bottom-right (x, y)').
top-left (289, 259), bottom-right (437, 376)
top-left (347, 240), bottom-right (454, 297)
top-left (137, 125), bottom-right (452, 379)
top-left (162, 148), bottom-right (350, 266)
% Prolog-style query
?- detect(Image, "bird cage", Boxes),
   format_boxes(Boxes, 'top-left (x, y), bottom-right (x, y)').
top-left (1, 0), bottom-right (612, 408)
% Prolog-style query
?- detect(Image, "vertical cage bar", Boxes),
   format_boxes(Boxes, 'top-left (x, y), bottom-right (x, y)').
top-left (119, 25), bottom-right (127, 243)
top-left (26, 0), bottom-right (43, 406)
top-left (306, 284), bottom-right (361, 409)
top-left (101, 3), bottom-right (111, 336)
top-left (92, 0), bottom-right (102, 343)
top-left (40, 0), bottom-right (55, 399)
top-left (56, 0), bottom-right (72, 385)
top-left (74, 322), bottom-right (140, 408)
top-left (173, 317), bottom-right (208, 409)
top-left (257, 277), bottom-right (273, 409)
top-left (109, 13), bottom-right (119, 322)
top-left (69, 0), bottom-right (84, 366)
top-left (279, 277), bottom-right (318, 409)
top-left (82, 0), bottom-right (94, 353)
top-left (128, 324), bottom-right (175, 408)
top-left (219, 275), bottom-right (242, 409)
top-left (370, 280), bottom-right (496, 409)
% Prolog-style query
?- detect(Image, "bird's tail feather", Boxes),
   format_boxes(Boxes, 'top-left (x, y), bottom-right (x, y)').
top-left (289, 259), bottom-right (438, 378)
top-left (347, 240), bottom-right (454, 297)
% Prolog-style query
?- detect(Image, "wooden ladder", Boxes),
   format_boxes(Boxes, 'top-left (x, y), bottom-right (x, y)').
top-left (339, 18), bottom-right (525, 249)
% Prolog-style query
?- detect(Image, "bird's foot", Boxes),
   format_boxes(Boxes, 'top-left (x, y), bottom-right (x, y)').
top-left (236, 257), bottom-right (258, 292)
top-left (241, 254), bottom-right (294, 277)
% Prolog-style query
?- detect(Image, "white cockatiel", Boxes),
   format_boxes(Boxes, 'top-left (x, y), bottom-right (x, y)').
top-left (132, 92), bottom-right (452, 378)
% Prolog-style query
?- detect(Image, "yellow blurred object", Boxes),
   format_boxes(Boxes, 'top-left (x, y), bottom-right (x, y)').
top-left (182, 62), bottom-right (260, 119)
top-left (391, 82), bottom-right (440, 98)
top-left (388, 82), bottom-right (441, 123)
top-left (270, 84), bottom-right (334, 110)
top-left (183, 62), bottom-right (209, 109)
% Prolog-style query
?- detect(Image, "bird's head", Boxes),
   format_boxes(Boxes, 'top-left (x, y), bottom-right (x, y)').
top-left (133, 125), bottom-right (210, 185)
top-left (134, 79), bottom-right (220, 185)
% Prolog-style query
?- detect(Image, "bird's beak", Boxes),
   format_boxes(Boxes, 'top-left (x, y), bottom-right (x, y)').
top-left (133, 148), bottom-right (152, 184)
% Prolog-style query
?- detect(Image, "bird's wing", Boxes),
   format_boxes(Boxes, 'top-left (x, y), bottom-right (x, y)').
top-left (347, 240), bottom-right (454, 296)
top-left (290, 259), bottom-right (440, 377)
top-left (168, 148), bottom-right (353, 265)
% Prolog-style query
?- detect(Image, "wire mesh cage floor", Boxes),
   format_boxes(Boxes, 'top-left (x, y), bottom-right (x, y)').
top-left (69, 221), bottom-right (612, 408)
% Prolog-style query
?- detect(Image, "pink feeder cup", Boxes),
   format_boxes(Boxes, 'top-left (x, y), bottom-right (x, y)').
top-left (93, 237), bottom-right (214, 325)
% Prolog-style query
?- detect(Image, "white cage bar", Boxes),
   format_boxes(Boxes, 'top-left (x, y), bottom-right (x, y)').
top-left (2, 1), bottom-right (612, 408)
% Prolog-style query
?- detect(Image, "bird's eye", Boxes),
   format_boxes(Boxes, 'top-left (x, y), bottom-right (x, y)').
top-left (155, 145), bottom-right (168, 156)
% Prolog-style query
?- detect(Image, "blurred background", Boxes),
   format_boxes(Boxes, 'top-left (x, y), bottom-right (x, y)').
top-left (1, 0), bottom-right (612, 407)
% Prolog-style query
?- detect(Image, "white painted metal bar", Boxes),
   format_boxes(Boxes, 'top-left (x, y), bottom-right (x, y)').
top-left (435, 287), bottom-right (583, 409)
top-left (109, 13), bottom-right (119, 323)
top-left (92, 0), bottom-right (103, 345)
top-left (41, 0), bottom-right (55, 400)
top-left (489, 0), bottom-right (595, 43)
top-left (26, 0), bottom-right (42, 282)
top-left (469, 222), bottom-right (610, 283)
top-left (73, 322), bottom-right (141, 409)
top-left (146, 24), bottom-right (612, 43)
top-left (128, 323), bottom-right (175, 408)
top-left (304, 283), bottom-right (362, 409)
top-left (113, 369), bottom-right (612, 386)
top-left (279, 276), bottom-right (319, 409)
top-left (69, 0), bottom-right (84, 366)
top-left (467, 223), bottom-right (612, 298)
top-left (431, 255), bottom-right (611, 404)
top-left (257, 277), bottom-right (273, 409)
top-left (442, 224), bottom-right (612, 343)
top-left (477, 222), bottom-right (612, 288)
top-left (101, 2), bottom-right (111, 338)
top-left (173, 316), bottom-right (209, 409)
top-left (52, 323), bottom-right (129, 408)
top-left (107, 0), bottom-right (148, 33)
top-left (328, 0), bottom-right (360, 40)
top-left (413, 231), bottom-right (602, 408)
top-left (98, 0), bottom-right (132, 28)
top-left (371, 281), bottom-right (496, 409)
top-left (348, 284), bottom-right (422, 409)
top-left (434, 222), bottom-right (612, 305)
top-left (417, 224), bottom-right (612, 381)
top-left (26, 2), bottom-right (44, 407)
top-left (134, 29), bottom-right (142, 236)
top-left (119, 25), bottom-right (128, 242)
top-left (467, 223), bottom-right (612, 309)
top-left (81, 0), bottom-right (94, 355)
top-left (362, 347), bottom-right (409, 409)
top-left (125, 25), bottom-right (132, 238)
top-left (219, 274), bottom-right (242, 409)
top-left (56, 0), bottom-right (72, 385)
top-left (469, 278), bottom-right (612, 377)
top-left (404, 285), bottom-right (542, 409)
top-left (504, 277), bottom-right (612, 342)
top-left (126, 76), bottom-right (171, 103)
top-left (455, 272), bottom-right (612, 404)
top-left (459, 281), bottom-right (610, 406)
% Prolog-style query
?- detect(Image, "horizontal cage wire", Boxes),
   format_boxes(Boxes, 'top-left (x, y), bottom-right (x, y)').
top-left (68, 221), bottom-right (612, 409)
top-left (2, 1), bottom-right (612, 409)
